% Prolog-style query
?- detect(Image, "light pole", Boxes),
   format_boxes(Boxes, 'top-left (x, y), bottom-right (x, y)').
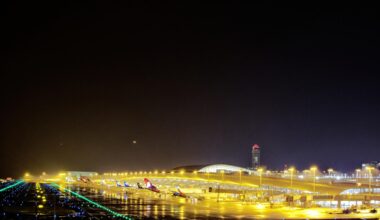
top-left (288, 167), bottom-right (295, 188)
top-left (327, 168), bottom-right (333, 177)
top-left (355, 168), bottom-right (361, 183)
top-left (221, 170), bottom-right (225, 182)
top-left (217, 183), bottom-right (220, 202)
top-left (193, 170), bottom-right (197, 177)
top-left (239, 169), bottom-right (242, 185)
top-left (366, 167), bottom-right (374, 194)
top-left (239, 169), bottom-right (246, 201)
top-left (310, 166), bottom-right (317, 193)
top-left (257, 168), bottom-right (263, 187)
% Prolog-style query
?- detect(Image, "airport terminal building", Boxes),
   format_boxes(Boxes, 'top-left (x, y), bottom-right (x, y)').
top-left (172, 164), bottom-right (252, 174)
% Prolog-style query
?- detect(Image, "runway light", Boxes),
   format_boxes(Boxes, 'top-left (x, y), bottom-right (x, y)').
top-left (50, 183), bottom-right (132, 219)
top-left (0, 180), bottom-right (24, 192)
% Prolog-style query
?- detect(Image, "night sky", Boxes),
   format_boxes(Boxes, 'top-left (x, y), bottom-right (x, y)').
top-left (2, 2), bottom-right (380, 177)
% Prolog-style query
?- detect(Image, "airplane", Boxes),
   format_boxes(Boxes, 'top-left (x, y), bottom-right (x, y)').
top-left (172, 186), bottom-right (187, 198)
top-left (172, 186), bottom-right (205, 201)
top-left (79, 176), bottom-right (91, 183)
top-left (143, 178), bottom-right (160, 193)
top-left (137, 182), bottom-right (144, 189)
top-left (116, 181), bottom-right (131, 187)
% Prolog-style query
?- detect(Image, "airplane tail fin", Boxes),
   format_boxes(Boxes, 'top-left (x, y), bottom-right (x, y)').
top-left (144, 178), bottom-right (153, 188)
top-left (177, 186), bottom-right (183, 194)
top-left (144, 178), bottom-right (159, 192)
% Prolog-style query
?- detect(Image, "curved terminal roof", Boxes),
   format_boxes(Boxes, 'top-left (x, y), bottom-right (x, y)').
top-left (173, 164), bottom-right (252, 174)
top-left (198, 164), bottom-right (252, 173)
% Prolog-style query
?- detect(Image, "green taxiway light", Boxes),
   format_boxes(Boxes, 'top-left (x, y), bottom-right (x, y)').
top-left (0, 180), bottom-right (24, 192)
top-left (50, 183), bottom-right (132, 220)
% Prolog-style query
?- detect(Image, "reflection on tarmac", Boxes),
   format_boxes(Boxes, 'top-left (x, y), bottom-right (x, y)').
top-left (74, 185), bottom-right (380, 219)
top-left (1, 180), bottom-right (379, 219)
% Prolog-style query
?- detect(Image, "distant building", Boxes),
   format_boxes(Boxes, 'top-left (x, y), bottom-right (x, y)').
top-left (252, 144), bottom-right (260, 169)
top-left (362, 161), bottom-right (380, 170)
top-left (67, 171), bottom-right (98, 178)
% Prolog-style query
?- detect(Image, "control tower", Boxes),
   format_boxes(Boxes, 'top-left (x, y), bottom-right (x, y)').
top-left (252, 144), bottom-right (260, 169)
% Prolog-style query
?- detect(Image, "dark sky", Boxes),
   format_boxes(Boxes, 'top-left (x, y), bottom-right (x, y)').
top-left (2, 2), bottom-right (380, 177)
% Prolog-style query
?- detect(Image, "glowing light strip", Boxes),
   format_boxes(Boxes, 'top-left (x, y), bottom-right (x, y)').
top-left (50, 183), bottom-right (132, 219)
top-left (0, 180), bottom-right (24, 192)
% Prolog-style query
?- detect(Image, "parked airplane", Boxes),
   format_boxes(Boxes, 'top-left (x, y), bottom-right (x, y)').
top-left (116, 181), bottom-right (130, 187)
top-left (116, 181), bottom-right (131, 187)
top-left (172, 186), bottom-right (187, 198)
top-left (143, 178), bottom-right (160, 193)
top-left (137, 182), bottom-right (144, 189)
top-left (79, 176), bottom-right (91, 183)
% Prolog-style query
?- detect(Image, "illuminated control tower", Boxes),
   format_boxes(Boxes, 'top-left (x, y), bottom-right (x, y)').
top-left (252, 144), bottom-right (260, 169)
